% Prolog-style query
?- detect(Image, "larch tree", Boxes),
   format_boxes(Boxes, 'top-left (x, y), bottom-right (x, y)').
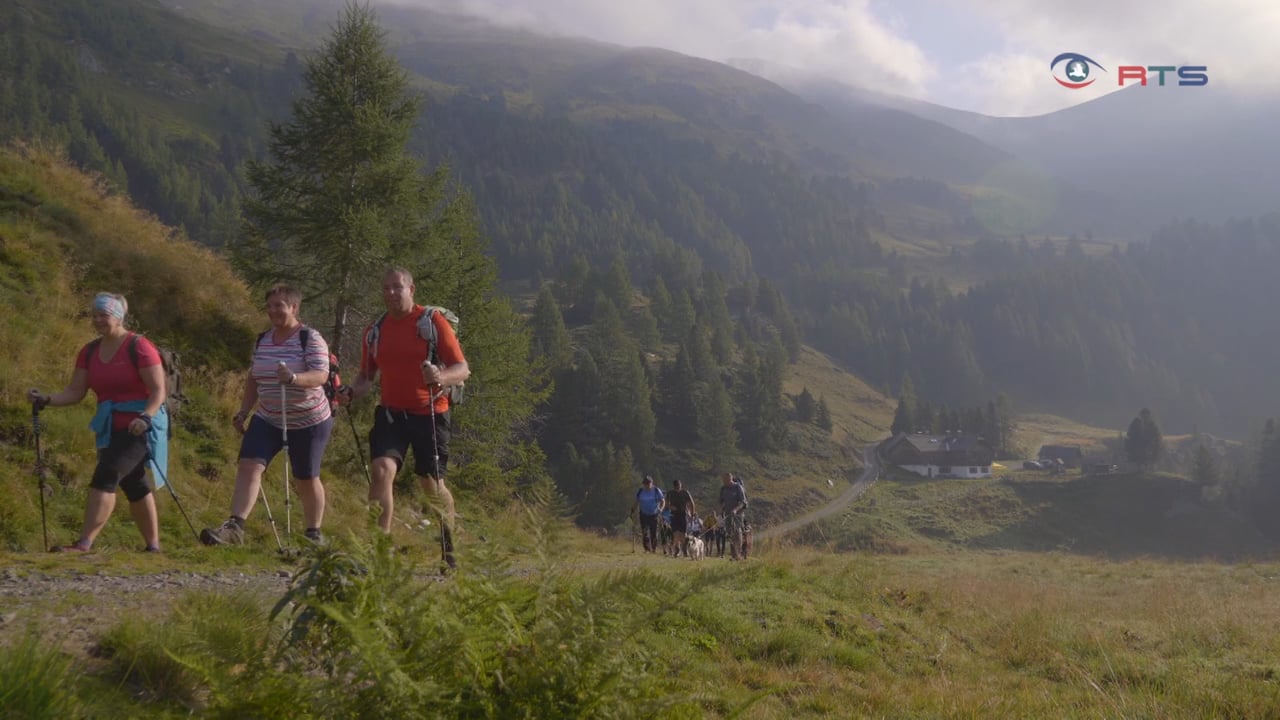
top-left (237, 2), bottom-right (432, 355)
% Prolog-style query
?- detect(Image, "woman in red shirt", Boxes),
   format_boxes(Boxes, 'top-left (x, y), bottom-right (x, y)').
top-left (28, 293), bottom-right (167, 553)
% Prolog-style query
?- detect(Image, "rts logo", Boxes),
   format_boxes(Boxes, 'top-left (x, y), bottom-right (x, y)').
top-left (1117, 65), bottom-right (1208, 87)
top-left (1051, 52), bottom-right (1209, 89)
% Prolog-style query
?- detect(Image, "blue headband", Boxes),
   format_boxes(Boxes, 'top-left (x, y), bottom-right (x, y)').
top-left (93, 294), bottom-right (125, 320)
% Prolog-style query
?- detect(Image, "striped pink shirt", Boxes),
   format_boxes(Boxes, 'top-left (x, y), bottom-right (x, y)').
top-left (251, 326), bottom-right (331, 429)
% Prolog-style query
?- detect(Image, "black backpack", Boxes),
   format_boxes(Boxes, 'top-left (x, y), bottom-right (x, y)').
top-left (87, 334), bottom-right (184, 437)
top-left (255, 327), bottom-right (342, 406)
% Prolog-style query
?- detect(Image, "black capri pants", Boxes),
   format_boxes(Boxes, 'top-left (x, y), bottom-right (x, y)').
top-left (91, 431), bottom-right (153, 502)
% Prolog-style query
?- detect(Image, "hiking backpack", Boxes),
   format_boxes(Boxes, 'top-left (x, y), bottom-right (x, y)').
top-left (636, 486), bottom-right (664, 505)
top-left (87, 334), bottom-right (185, 437)
top-left (733, 474), bottom-right (748, 508)
top-left (255, 327), bottom-right (342, 406)
top-left (365, 305), bottom-right (464, 405)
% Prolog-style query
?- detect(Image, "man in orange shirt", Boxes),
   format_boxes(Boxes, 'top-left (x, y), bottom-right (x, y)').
top-left (343, 268), bottom-right (470, 569)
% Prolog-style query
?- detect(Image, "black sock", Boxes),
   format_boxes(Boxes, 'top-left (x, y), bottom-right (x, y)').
top-left (229, 516), bottom-right (245, 528)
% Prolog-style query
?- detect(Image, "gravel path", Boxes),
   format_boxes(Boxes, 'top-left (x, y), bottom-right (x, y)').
top-left (0, 566), bottom-right (296, 656)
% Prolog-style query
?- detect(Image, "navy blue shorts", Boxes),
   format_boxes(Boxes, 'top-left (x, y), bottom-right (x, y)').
top-left (238, 414), bottom-right (333, 479)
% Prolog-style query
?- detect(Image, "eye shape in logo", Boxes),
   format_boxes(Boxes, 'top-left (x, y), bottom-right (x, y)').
top-left (1051, 52), bottom-right (1106, 88)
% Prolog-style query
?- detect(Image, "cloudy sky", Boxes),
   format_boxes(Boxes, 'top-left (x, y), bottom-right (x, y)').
top-left (394, 0), bottom-right (1278, 117)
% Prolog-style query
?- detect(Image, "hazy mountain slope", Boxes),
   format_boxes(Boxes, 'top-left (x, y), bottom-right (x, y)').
top-left (727, 57), bottom-right (1016, 185)
top-left (185, 0), bottom-right (1015, 188)
top-left (740, 58), bottom-right (1279, 237)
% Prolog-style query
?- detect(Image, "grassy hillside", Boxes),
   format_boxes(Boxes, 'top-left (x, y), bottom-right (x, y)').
top-left (808, 469), bottom-right (1269, 561)
top-left (1009, 412), bottom-right (1121, 459)
top-left (0, 145), bottom-right (393, 554)
top-left (783, 344), bottom-right (895, 448)
top-left (0, 143), bottom-right (246, 551)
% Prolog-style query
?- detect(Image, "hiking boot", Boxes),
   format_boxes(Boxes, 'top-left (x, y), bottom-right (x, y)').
top-left (52, 542), bottom-right (90, 553)
top-left (200, 519), bottom-right (245, 546)
top-left (142, 545), bottom-right (162, 553)
top-left (303, 528), bottom-right (324, 544)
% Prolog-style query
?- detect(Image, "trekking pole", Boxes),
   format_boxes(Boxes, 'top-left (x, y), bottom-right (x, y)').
top-left (145, 452), bottom-right (201, 543)
top-left (31, 405), bottom-right (49, 552)
top-left (279, 364), bottom-right (292, 539)
top-left (428, 385), bottom-right (447, 566)
top-left (258, 485), bottom-right (284, 552)
top-left (346, 405), bottom-right (372, 487)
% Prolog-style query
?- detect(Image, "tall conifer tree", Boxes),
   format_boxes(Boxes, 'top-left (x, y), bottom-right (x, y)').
top-left (238, 3), bottom-right (438, 353)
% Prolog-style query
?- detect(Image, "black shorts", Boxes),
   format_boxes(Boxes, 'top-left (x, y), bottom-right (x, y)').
top-left (670, 512), bottom-right (688, 533)
top-left (91, 431), bottom-right (153, 502)
top-left (369, 407), bottom-right (450, 478)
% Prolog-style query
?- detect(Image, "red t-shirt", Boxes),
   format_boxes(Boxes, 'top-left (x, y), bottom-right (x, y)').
top-left (76, 334), bottom-right (161, 431)
top-left (360, 306), bottom-right (465, 414)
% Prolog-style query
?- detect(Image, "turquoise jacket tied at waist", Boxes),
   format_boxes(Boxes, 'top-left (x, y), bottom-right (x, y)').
top-left (89, 401), bottom-right (169, 488)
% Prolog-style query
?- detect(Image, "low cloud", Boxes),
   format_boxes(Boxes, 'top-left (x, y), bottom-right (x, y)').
top-left (383, 0), bottom-right (1280, 117)
top-left (391, 0), bottom-right (937, 97)
top-left (946, 52), bottom-right (1117, 117)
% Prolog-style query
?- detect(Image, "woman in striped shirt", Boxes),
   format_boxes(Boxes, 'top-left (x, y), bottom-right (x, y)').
top-left (200, 284), bottom-right (334, 546)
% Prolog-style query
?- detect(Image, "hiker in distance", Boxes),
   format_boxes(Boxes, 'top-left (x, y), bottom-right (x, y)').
top-left (666, 478), bottom-right (696, 557)
top-left (201, 284), bottom-right (334, 546)
top-left (630, 475), bottom-right (665, 553)
top-left (27, 292), bottom-right (167, 553)
top-left (719, 472), bottom-right (748, 560)
top-left (340, 268), bottom-right (470, 569)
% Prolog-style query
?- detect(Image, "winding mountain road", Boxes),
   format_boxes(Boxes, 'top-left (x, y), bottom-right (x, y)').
top-left (757, 444), bottom-right (882, 541)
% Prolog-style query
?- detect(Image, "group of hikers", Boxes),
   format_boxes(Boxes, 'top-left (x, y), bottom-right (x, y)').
top-left (631, 472), bottom-right (753, 560)
top-left (26, 268), bottom-right (469, 569)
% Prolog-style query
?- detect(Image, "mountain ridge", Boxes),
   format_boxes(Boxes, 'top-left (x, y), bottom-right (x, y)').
top-left (732, 56), bottom-right (1280, 236)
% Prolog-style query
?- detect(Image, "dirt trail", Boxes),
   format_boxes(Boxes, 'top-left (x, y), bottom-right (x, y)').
top-left (0, 567), bottom-right (294, 655)
top-left (757, 444), bottom-right (880, 542)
